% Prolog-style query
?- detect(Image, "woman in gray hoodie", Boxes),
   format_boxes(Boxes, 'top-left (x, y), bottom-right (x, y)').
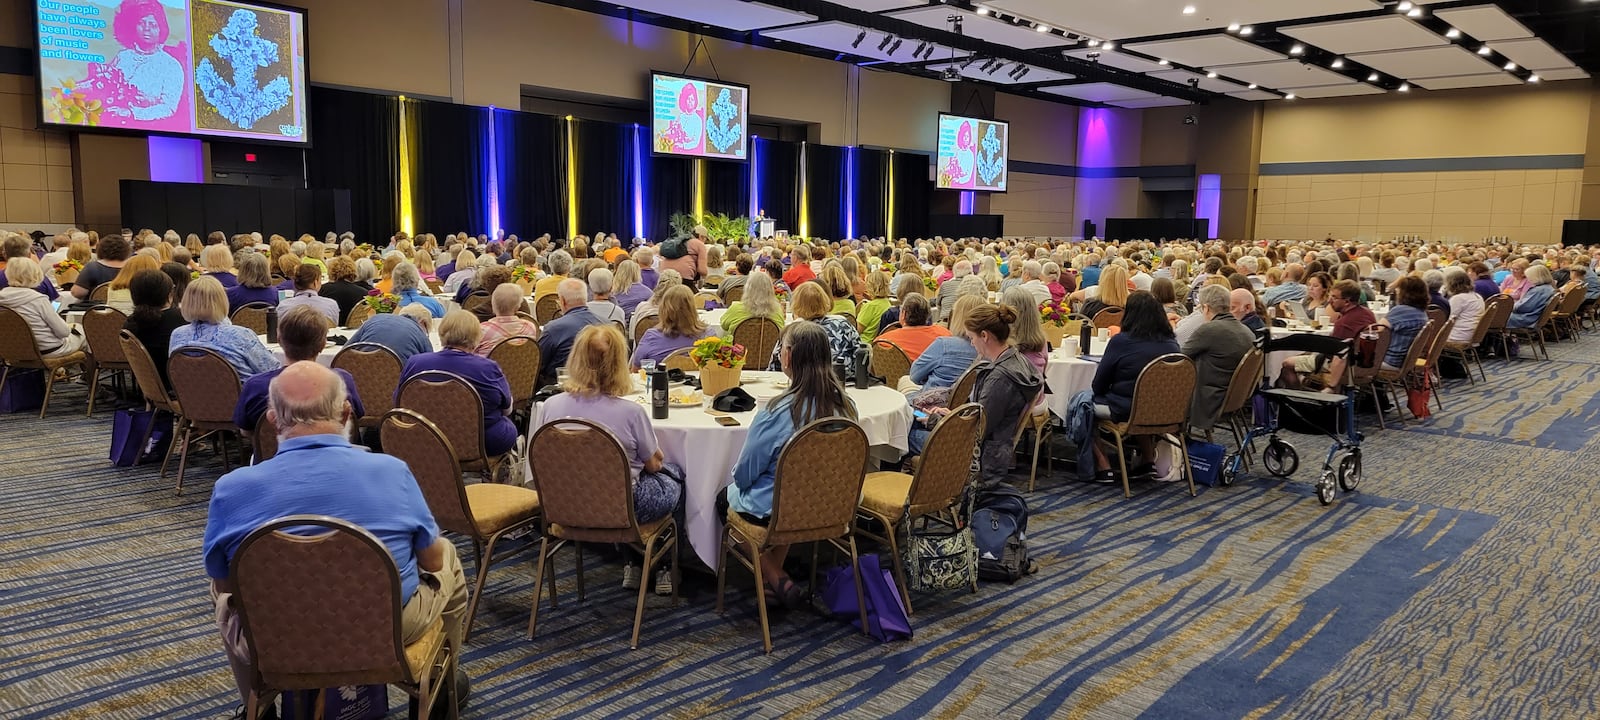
top-left (955, 303), bottom-right (1043, 488)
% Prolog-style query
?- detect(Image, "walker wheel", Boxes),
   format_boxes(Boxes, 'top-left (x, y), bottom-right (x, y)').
top-left (1316, 472), bottom-right (1337, 506)
top-left (1263, 440), bottom-right (1299, 478)
top-left (1337, 451), bottom-right (1362, 493)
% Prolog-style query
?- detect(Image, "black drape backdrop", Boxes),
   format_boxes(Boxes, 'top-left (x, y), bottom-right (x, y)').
top-left (855, 148), bottom-right (887, 239)
top-left (494, 109), bottom-right (566, 240)
top-left (306, 88), bottom-right (399, 244)
top-left (805, 144), bottom-right (847, 242)
top-left (756, 138), bottom-right (798, 234)
top-left (574, 120), bottom-right (631, 238)
top-left (405, 99), bottom-right (491, 236)
top-left (703, 159), bottom-right (748, 220)
top-left (891, 151), bottom-right (932, 240)
top-left (645, 149), bottom-right (693, 241)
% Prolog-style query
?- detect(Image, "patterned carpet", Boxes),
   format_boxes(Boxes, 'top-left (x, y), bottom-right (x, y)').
top-left (3, 333), bottom-right (1599, 719)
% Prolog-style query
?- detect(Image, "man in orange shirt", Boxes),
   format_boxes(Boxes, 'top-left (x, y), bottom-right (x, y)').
top-left (783, 245), bottom-right (816, 288)
top-left (601, 236), bottom-right (629, 266)
top-left (874, 294), bottom-right (949, 361)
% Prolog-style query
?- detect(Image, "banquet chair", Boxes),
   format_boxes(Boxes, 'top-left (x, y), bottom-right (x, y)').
top-left (879, 321), bottom-right (903, 335)
top-left (382, 409), bottom-right (541, 642)
top-left (1419, 317), bottom-right (1455, 411)
top-left (949, 366), bottom-right (979, 406)
top-left (1346, 325), bottom-right (1393, 430)
top-left (425, 278), bottom-right (444, 295)
top-left (731, 317), bottom-right (781, 370)
top-left (344, 303), bottom-right (374, 329)
top-left (717, 417), bottom-right (871, 654)
top-left (462, 291), bottom-right (492, 316)
top-left (0, 306), bottom-right (89, 419)
top-left (1092, 307), bottom-right (1124, 329)
top-left (229, 515), bottom-right (456, 720)
top-left (251, 413), bottom-right (279, 464)
top-left (870, 339), bottom-right (912, 388)
top-left (331, 343), bottom-right (403, 431)
top-left (693, 292), bottom-right (721, 309)
top-left (1206, 346), bottom-right (1264, 459)
top-left (855, 403), bottom-right (983, 614)
top-left (1426, 305), bottom-right (1447, 324)
top-left (81, 306), bottom-right (130, 416)
top-left (1442, 310), bottom-right (1495, 385)
top-left (231, 303), bottom-right (272, 336)
top-left (1551, 285), bottom-right (1587, 341)
top-left (1375, 318), bottom-right (1441, 423)
top-left (486, 336), bottom-right (541, 417)
top-left (632, 314), bottom-right (659, 346)
top-left (832, 312), bottom-right (861, 332)
top-left (1505, 291), bottom-right (1562, 361)
top-left (1477, 294), bottom-right (1514, 361)
top-left (1011, 389), bottom-right (1053, 492)
top-left (88, 283), bottom-right (109, 305)
top-left (661, 348), bottom-right (698, 373)
top-left (534, 294), bottom-right (561, 325)
top-left (120, 330), bottom-right (182, 467)
top-left (396, 371), bottom-right (510, 483)
top-left (1096, 354), bottom-right (1198, 499)
top-left (525, 418), bottom-right (676, 649)
top-left (167, 347), bottom-right (244, 495)
top-left (723, 286), bottom-right (744, 304)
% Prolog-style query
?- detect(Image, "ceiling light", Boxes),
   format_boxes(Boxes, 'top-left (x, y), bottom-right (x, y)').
top-left (1290, 44), bottom-right (1304, 55)
top-left (1036, 24), bottom-right (1050, 32)
top-left (1504, 61), bottom-right (1517, 70)
top-left (1445, 28), bottom-right (1461, 39)
top-left (1227, 23), bottom-right (1240, 32)
top-left (1407, 7), bottom-right (1424, 18)
top-left (1331, 58), bottom-right (1344, 68)
top-left (1477, 45), bottom-right (1491, 55)
top-left (1368, 72), bottom-right (1380, 81)
top-left (1284, 93), bottom-right (1296, 100)
top-left (1158, 58), bottom-right (1170, 65)
top-left (1528, 74), bottom-right (1541, 82)
top-left (1183, 5), bottom-right (1196, 15)
top-left (988, 62), bottom-right (1005, 76)
top-left (1397, 1), bottom-right (1413, 11)
top-left (975, 5), bottom-right (989, 15)
top-left (878, 35), bottom-right (894, 52)
top-left (889, 37), bottom-right (904, 54)
top-left (1398, 83), bottom-right (1410, 91)
top-left (1247, 83), bottom-right (1257, 89)
top-left (1206, 71), bottom-right (1218, 78)
top-left (914, 41), bottom-right (927, 56)
top-left (852, 30), bottom-right (866, 49)
top-left (1101, 41), bottom-right (1115, 51)
top-left (1087, 39), bottom-right (1100, 47)
top-left (1239, 26), bottom-right (1254, 36)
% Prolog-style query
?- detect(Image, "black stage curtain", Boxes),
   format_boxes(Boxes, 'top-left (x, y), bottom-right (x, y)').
top-left (703, 158), bottom-right (748, 220)
top-left (645, 150), bottom-right (693, 241)
top-left (495, 110), bottom-right (566, 240)
top-left (854, 148), bottom-right (887, 239)
top-left (755, 138), bottom-right (798, 235)
top-left (806, 144), bottom-right (847, 241)
top-left (305, 87), bottom-right (399, 244)
top-left (574, 119), bottom-right (631, 239)
top-left (405, 99), bottom-right (491, 236)
top-left (891, 151), bottom-right (932, 240)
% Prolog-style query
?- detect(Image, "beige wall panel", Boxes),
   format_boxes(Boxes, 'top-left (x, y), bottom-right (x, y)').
top-left (294, 0), bottom-right (450, 98)
top-left (1521, 184), bottom-right (1556, 214)
top-left (1553, 182), bottom-right (1579, 214)
top-left (1492, 171), bottom-right (1527, 187)
top-left (0, 0), bottom-right (28, 47)
top-left (1434, 173), bottom-right (1496, 192)
top-left (5, 189), bottom-right (45, 224)
top-left (1, 127), bottom-right (43, 165)
top-left (47, 190), bottom-right (73, 224)
top-left (1309, 180), bottom-right (1362, 202)
top-left (991, 172), bottom-right (1075, 238)
top-left (996, 94), bottom-right (1078, 167)
top-left (1434, 187), bottom-right (1495, 214)
top-left (1490, 186), bottom-right (1525, 215)
top-left (1140, 107), bottom-right (1197, 166)
top-left (1379, 192), bottom-right (1435, 215)
top-left (3, 163), bottom-right (43, 190)
top-left (858, 70), bottom-right (947, 152)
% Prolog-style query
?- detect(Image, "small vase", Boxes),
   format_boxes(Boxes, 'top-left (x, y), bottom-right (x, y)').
top-left (699, 362), bottom-right (744, 398)
top-left (1042, 322), bottom-right (1066, 349)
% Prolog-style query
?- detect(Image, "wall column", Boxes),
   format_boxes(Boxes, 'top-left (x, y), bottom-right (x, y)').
top-left (1195, 100), bottom-right (1262, 240)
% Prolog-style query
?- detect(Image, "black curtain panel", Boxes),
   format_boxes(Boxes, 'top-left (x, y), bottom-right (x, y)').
top-left (645, 151), bottom-right (693, 241)
top-left (406, 99), bottom-right (492, 237)
top-left (855, 148), bottom-right (887, 240)
top-left (892, 151), bottom-right (932, 240)
top-left (805, 144), bottom-right (847, 241)
top-left (305, 87), bottom-right (399, 244)
top-left (703, 158), bottom-right (749, 220)
top-left (573, 119), bottom-right (632, 240)
top-left (496, 110), bottom-right (567, 240)
top-left (755, 138), bottom-right (798, 234)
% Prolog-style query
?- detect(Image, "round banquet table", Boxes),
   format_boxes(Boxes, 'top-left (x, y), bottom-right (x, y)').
top-left (1265, 324), bottom-right (1335, 385)
top-left (262, 328), bottom-right (442, 366)
top-left (525, 370), bottom-right (913, 567)
top-left (698, 308), bottom-right (795, 336)
top-left (1043, 336), bottom-right (1108, 419)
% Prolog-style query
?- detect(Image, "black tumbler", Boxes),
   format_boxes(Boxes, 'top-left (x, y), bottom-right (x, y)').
top-left (650, 367), bottom-right (669, 419)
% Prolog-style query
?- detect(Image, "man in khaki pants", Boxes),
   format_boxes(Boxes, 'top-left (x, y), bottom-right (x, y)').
top-left (202, 362), bottom-right (468, 718)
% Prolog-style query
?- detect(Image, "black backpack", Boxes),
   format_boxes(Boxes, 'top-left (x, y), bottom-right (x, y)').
top-left (970, 486), bottom-right (1034, 582)
top-left (658, 235), bottom-right (690, 260)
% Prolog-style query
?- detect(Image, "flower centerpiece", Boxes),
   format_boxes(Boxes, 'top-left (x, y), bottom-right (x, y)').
top-left (354, 243), bottom-right (374, 258)
top-left (689, 336), bottom-right (747, 397)
top-left (510, 264), bottom-right (539, 293)
top-left (364, 289), bottom-right (400, 314)
top-left (923, 276), bottom-right (939, 293)
top-left (1038, 298), bottom-right (1076, 348)
top-left (51, 258), bottom-right (83, 286)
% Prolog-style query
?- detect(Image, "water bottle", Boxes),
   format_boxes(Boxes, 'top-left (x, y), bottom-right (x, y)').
top-left (853, 346), bottom-right (871, 389)
top-left (833, 356), bottom-right (849, 384)
top-left (1079, 321), bottom-right (1091, 356)
top-left (265, 306), bottom-right (278, 345)
top-left (650, 366), bottom-right (669, 419)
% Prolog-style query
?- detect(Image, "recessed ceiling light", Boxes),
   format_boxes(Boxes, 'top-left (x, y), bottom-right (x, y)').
top-left (1445, 28), bottom-right (1461, 39)
top-left (1397, 1), bottom-right (1413, 11)
top-left (1407, 7), bottom-right (1424, 18)
top-left (1036, 23), bottom-right (1050, 32)
top-left (1331, 58), bottom-right (1345, 68)
top-left (1239, 26), bottom-right (1254, 36)
top-left (1478, 45), bottom-right (1491, 55)
top-left (1398, 83), bottom-right (1410, 91)
top-left (1247, 83), bottom-right (1257, 89)
top-left (1285, 93), bottom-right (1296, 100)
top-left (1158, 58), bottom-right (1170, 65)
top-left (1227, 23), bottom-right (1240, 32)
top-left (1290, 44), bottom-right (1304, 55)
top-left (1183, 5), bottom-right (1197, 15)
top-left (1102, 41), bottom-right (1115, 51)
top-left (1206, 71), bottom-right (1218, 78)
top-left (975, 5), bottom-right (989, 15)
top-left (1368, 72), bottom-right (1380, 81)
top-left (1505, 61), bottom-right (1517, 70)
top-left (1087, 39), bottom-right (1100, 47)
top-left (1529, 74), bottom-right (1541, 82)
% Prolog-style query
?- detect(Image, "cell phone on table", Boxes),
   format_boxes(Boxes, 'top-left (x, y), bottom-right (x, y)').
top-left (715, 415), bottom-right (740, 427)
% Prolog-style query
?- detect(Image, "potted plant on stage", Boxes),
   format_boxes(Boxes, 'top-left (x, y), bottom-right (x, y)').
top-left (689, 335), bottom-right (747, 397)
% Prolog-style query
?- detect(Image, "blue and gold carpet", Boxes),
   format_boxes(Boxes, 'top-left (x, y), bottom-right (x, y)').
top-left (2, 336), bottom-right (1598, 718)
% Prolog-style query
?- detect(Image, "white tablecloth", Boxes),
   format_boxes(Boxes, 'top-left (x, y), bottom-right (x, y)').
top-left (526, 370), bottom-right (912, 566)
top-left (262, 329), bottom-right (442, 366)
top-left (1044, 339), bottom-right (1106, 419)
top-left (1265, 325), bottom-right (1335, 385)
top-left (698, 308), bottom-right (794, 336)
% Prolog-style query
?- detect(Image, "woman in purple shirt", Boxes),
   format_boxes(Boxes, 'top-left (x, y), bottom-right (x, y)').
top-left (630, 285), bottom-right (714, 370)
top-left (612, 259), bottom-right (652, 318)
top-left (397, 309), bottom-right (518, 457)
top-left (224, 252), bottom-right (280, 313)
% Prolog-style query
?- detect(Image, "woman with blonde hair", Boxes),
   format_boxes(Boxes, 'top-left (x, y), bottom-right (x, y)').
top-left (375, 253), bottom-right (404, 294)
top-left (105, 254), bottom-right (164, 313)
top-left (631, 285), bottom-right (713, 369)
top-left (612, 259), bottom-right (651, 317)
top-left (978, 255), bottom-right (1003, 291)
top-left (224, 252), bottom-right (279, 313)
top-left (719, 270), bottom-right (785, 332)
top-left (1080, 263), bottom-right (1130, 319)
top-left (199, 244), bottom-right (238, 288)
top-left (629, 269), bottom-right (682, 337)
top-left (541, 323), bottom-right (684, 593)
top-left (769, 281), bottom-right (858, 371)
top-left (841, 255), bottom-right (867, 302)
top-left (169, 276), bottom-right (277, 376)
top-left (820, 263), bottom-right (856, 315)
top-left (856, 270), bottom-right (892, 343)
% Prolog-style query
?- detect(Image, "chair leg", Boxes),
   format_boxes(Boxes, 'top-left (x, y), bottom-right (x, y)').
top-left (1114, 431), bottom-right (1132, 499)
top-left (1177, 434), bottom-right (1196, 497)
top-left (574, 542), bottom-right (586, 602)
top-left (160, 417), bottom-right (182, 479)
top-left (848, 535), bottom-right (869, 639)
top-left (86, 369), bottom-right (101, 417)
top-left (526, 535), bottom-right (552, 639)
top-left (630, 536), bottom-right (655, 650)
top-left (40, 366), bottom-right (58, 419)
top-left (715, 533), bottom-right (729, 615)
top-left (750, 542), bottom-right (771, 654)
top-left (175, 423), bottom-right (194, 495)
top-left (884, 524), bottom-right (911, 616)
top-left (463, 536), bottom-right (495, 643)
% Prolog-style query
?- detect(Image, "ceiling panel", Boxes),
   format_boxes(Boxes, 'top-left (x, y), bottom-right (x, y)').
top-left (1534, 67), bottom-right (1591, 81)
top-left (1287, 83), bottom-right (1388, 98)
top-left (1410, 73), bottom-right (1523, 90)
top-left (1350, 46), bottom-right (1499, 78)
top-left (986, 0), bottom-right (1380, 42)
top-left (1038, 82), bottom-right (1162, 103)
top-left (610, 0), bottom-right (814, 31)
top-left (765, 21), bottom-right (954, 63)
top-left (1228, 89), bottom-right (1283, 101)
top-left (1124, 35), bottom-right (1285, 68)
top-left (925, 60), bottom-right (1075, 85)
top-left (848, 0), bottom-right (924, 11)
top-left (885, 7), bottom-right (1062, 50)
top-left (1279, 16), bottom-right (1447, 55)
top-left (1433, 5), bottom-right (1533, 42)
top-left (1147, 68), bottom-right (1245, 94)
top-left (1490, 37), bottom-right (1577, 71)
top-left (1211, 59), bottom-right (1355, 88)
top-left (1062, 49), bottom-right (1170, 74)
top-left (1108, 96), bottom-right (1195, 108)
